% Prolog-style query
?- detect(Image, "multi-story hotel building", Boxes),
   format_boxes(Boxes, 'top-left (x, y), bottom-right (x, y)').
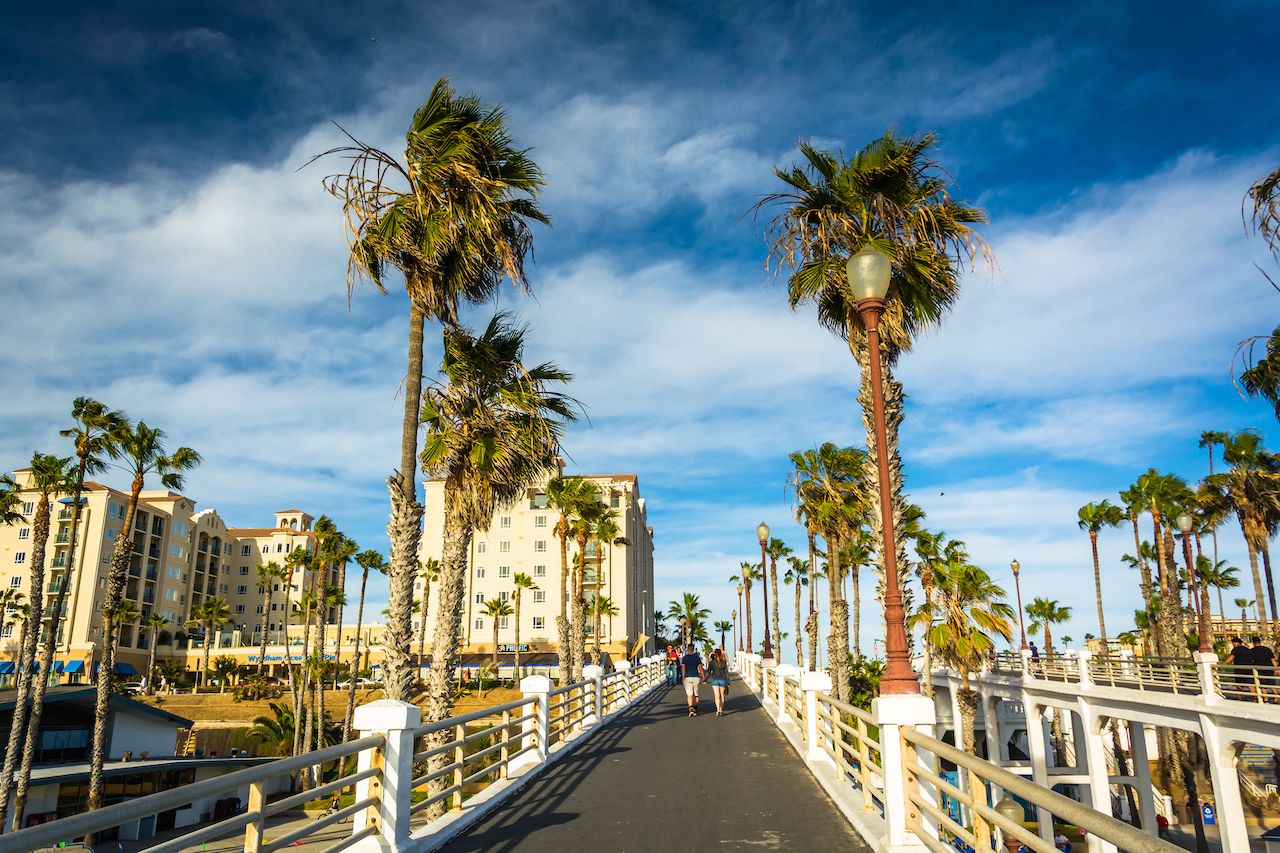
top-left (417, 473), bottom-right (657, 663)
top-left (0, 469), bottom-right (339, 680)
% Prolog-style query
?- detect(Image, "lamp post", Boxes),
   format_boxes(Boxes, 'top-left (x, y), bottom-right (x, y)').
top-left (1011, 559), bottom-right (1028, 651)
top-left (1178, 512), bottom-right (1212, 654)
top-left (756, 522), bottom-right (774, 662)
top-left (848, 244), bottom-right (918, 694)
top-left (732, 609), bottom-right (738, 654)
top-left (993, 795), bottom-right (1025, 853)
top-left (736, 585), bottom-right (744, 651)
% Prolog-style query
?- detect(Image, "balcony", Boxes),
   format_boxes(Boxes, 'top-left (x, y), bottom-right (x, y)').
top-left (148, 545), bottom-right (160, 558)
top-left (51, 557), bottom-right (67, 569)
top-left (55, 532), bottom-right (73, 545)
top-left (142, 589), bottom-right (155, 604)
top-left (145, 567), bottom-right (157, 581)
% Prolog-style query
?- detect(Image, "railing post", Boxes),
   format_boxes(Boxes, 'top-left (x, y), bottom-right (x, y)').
top-left (1119, 647), bottom-right (1134, 679)
top-left (872, 692), bottom-right (936, 852)
top-left (244, 779), bottom-right (266, 853)
top-left (452, 722), bottom-right (465, 810)
top-left (499, 708), bottom-right (511, 780)
top-left (1195, 651), bottom-right (1220, 702)
top-left (351, 699), bottom-right (421, 852)
top-left (1076, 649), bottom-right (1094, 689)
top-left (1019, 648), bottom-right (1033, 680)
top-left (773, 664), bottom-right (799, 728)
top-left (512, 674), bottom-right (550, 773)
top-left (800, 671), bottom-right (833, 766)
top-left (614, 660), bottom-right (632, 709)
top-left (582, 664), bottom-right (603, 727)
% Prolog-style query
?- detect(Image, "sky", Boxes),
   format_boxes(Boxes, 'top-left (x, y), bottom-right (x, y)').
top-left (2, 0), bottom-right (1279, 657)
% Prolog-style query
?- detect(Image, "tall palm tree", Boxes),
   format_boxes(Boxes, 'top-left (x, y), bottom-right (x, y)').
top-left (590, 595), bottom-right (619, 664)
top-left (345, 550), bottom-right (385, 743)
top-left (1195, 558), bottom-right (1239, 632)
top-left (1235, 597), bottom-right (1255, 632)
top-left (481, 598), bottom-right (514, 681)
top-left (1077, 500), bottom-right (1125, 642)
top-left (1199, 431), bottom-right (1229, 565)
top-left (735, 561), bottom-right (758, 656)
top-left (713, 620), bottom-right (732, 650)
top-left (1202, 431), bottom-right (1280, 644)
top-left (512, 572), bottom-right (537, 679)
top-left (569, 498), bottom-right (608, 679)
top-left (417, 558), bottom-right (440, 670)
top-left (759, 134), bottom-right (989, 658)
top-left (784, 557), bottom-right (808, 667)
top-left (0, 455), bottom-right (71, 830)
top-left (0, 477), bottom-right (21, 526)
top-left (667, 593), bottom-right (712, 647)
top-left (256, 562), bottom-right (285, 675)
top-left (419, 314), bottom-right (575, 811)
top-left (142, 614), bottom-right (168, 695)
top-left (15, 400), bottom-right (125, 833)
top-left (546, 476), bottom-right (598, 686)
top-left (765, 538), bottom-right (791, 666)
top-left (1136, 469), bottom-right (1194, 659)
top-left (318, 78), bottom-right (548, 702)
top-left (189, 598), bottom-right (231, 690)
top-left (1026, 598), bottom-right (1071, 655)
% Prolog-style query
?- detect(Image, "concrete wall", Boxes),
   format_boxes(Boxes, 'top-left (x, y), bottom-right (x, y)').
top-left (110, 712), bottom-right (181, 758)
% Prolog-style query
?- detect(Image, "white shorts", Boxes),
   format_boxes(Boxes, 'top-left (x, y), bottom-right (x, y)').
top-left (683, 677), bottom-right (701, 698)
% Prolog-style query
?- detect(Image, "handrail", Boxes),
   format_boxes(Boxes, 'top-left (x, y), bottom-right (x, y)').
top-left (901, 726), bottom-right (1180, 852)
top-left (0, 735), bottom-right (384, 853)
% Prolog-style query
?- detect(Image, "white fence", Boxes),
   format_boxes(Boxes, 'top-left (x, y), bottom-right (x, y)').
top-left (0, 656), bottom-right (668, 853)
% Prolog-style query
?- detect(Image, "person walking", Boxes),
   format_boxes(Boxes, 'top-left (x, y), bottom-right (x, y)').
top-left (665, 644), bottom-right (679, 686)
top-left (707, 647), bottom-right (731, 716)
top-left (680, 643), bottom-right (704, 716)
top-left (1250, 634), bottom-right (1277, 700)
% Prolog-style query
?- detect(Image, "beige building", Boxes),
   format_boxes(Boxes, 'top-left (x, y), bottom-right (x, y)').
top-left (417, 473), bottom-right (656, 663)
top-left (0, 469), bottom-right (338, 681)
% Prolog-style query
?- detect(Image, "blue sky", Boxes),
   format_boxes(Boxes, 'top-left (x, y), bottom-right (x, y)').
top-left (2, 0), bottom-right (1278, 655)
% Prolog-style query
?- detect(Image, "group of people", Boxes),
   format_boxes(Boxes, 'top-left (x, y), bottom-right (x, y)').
top-left (1225, 634), bottom-right (1278, 698)
top-left (663, 643), bottom-right (731, 716)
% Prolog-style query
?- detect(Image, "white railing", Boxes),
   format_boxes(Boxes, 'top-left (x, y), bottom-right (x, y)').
top-left (0, 656), bottom-right (668, 853)
top-left (736, 650), bottom-right (1180, 853)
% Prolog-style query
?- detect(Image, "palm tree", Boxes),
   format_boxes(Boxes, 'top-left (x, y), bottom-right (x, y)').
top-left (15, 400), bottom-right (125, 832)
top-left (481, 598), bottom-right (514, 681)
top-left (784, 557), bottom-right (808, 667)
top-left (142, 615), bottom-right (168, 696)
top-left (569, 498), bottom-right (608, 679)
top-left (765, 538), bottom-right (791, 666)
top-left (417, 558), bottom-right (440, 670)
top-left (189, 598), bottom-right (231, 690)
top-left (345, 550), bottom-right (385, 743)
top-left (512, 572), bottom-right (537, 679)
top-left (0, 477), bottom-right (21, 526)
top-left (255, 562), bottom-right (284, 675)
top-left (590, 595), bottom-right (619, 664)
top-left (1202, 431), bottom-right (1280, 643)
top-left (1119, 483), bottom-right (1158, 649)
top-left (1077, 500), bottom-right (1125, 642)
top-left (1026, 597), bottom-right (1071, 759)
top-left (759, 134), bottom-right (989, 663)
top-left (418, 314), bottom-right (576, 795)
top-left (1239, 330), bottom-right (1280, 422)
top-left (713, 620), bottom-right (732, 650)
top-left (546, 476), bottom-right (598, 686)
top-left (734, 561), bottom-right (758, 656)
top-left (1235, 597), bottom-right (1255, 633)
top-left (249, 702), bottom-right (297, 756)
top-left (0, 454), bottom-right (72, 830)
top-left (318, 78), bottom-right (548, 702)
top-left (1199, 431), bottom-right (1229, 565)
top-left (1195, 558), bottom-right (1239, 631)
top-left (667, 593), bottom-right (712, 649)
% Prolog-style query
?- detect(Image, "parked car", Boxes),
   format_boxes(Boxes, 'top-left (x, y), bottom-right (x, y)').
top-left (336, 678), bottom-right (381, 689)
top-left (122, 681), bottom-right (144, 695)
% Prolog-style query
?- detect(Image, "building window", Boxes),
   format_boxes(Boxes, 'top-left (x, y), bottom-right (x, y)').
top-left (105, 529), bottom-right (116, 541)
top-left (13, 552), bottom-right (25, 565)
top-left (474, 593), bottom-right (484, 604)
top-left (9, 577), bottom-right (21, 588)
top-left (240, 566), bottom-right (249, 575)
top-left (530, 493), bottom-right (549, 510)
top-left (532, 616), bottom-right (546, 630)
top-left (498, 616), bottom-right (509, 629)
top-left (499, 542), bottom-right (510, 553)
top-left (0, 624), bottom-right (12, 638)
top-left (532, 590), bottom-right (546, 603)
top-left (610, 494), bottom-right (620, 509)
top-left (534, 540), bottom-right (546, 553)
top-left (220, 584), bottom-right (229, 595)
top-left (477, 542), bottom-right (486, 554)
top-left (475, 568), bottom-right (485, 579)
top-left (498, 566), bottom-right (510, 578)
top-left (257, 605), bottom-right (265, 614)
top-left (474, 618), bottom-right (484, 630)
top-left (262, 545), bottom-right (269, 553)
top-left (499, 591), bottom-right (509, 603)
top-left (499, 516), bottom-right (511, 529)
top-left (17, 528), bottom-right (29, 540)
top-left (169, 543), bottom-right (180, 556)
top-left (533, 515), bottom-right (546, 528)
top-left (235, 605), bottom-right (245, 614)
top-left (276, 544), bottom-right (284, 552)
top-left (237, 585), bottom-right (248, 595)
top-left (241, 544), bottom-right (251, 556)
top-left (533, 564), bottom-right (546, 577)
top-left (22, 502), bottom-right (33, 516)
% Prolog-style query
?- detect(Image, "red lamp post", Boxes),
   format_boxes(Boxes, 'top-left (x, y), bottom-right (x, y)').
top-left (848, 245), bottom-right (918, 695)
top-left (756, 522), bottom-right (774, 661)
top-left (1012, 559), bottom-right (1028, 651)
top-left (735, 584), bottom-right (744, 651)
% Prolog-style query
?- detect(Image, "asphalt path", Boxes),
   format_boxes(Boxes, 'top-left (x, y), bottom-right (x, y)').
top-left (440, 675), bottom-right (872, 852)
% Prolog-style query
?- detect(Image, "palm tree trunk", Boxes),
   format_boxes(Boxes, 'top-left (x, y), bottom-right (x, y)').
top-left (203, 630), bottom-right (213, 691)
top-left (258, 586), bottom-right (272, 675)
top-left (851, 561), bottom-right (861, 662)
top-left (826, 537), bottom-right (850, 703)
top-left (514, 590), bottom-right (522, 683)
top-left (806, 530), bottom-right (818, 670)
top-left (793, 581), bottom-right (803, 668)
top-left (921, 582), bottom-right (934, 699)
top-left (384, 303), bottom-right (426, 702)
top-left (743, 579), bottom-right (753, 655)
top-left (146, 631), bottom-right (159, 697)
top-left (1129, 513), bottom-right (1157, 632)
top-left (1111, 721), bottom-right (1141, 827)
top-left (570, 537), bottom-right (588, 681)
top-left (418, 575), bottom-right (431, 674)
top-left (492, 619), bottom-right (500, 682)
top-left (17, 458), bottom-right (89, 831)
top-left (1090, 531), bottom-right (1108, 642)
top-left (556, 530), bottom-right (571, 686)
top-left (0, 493), bottom-right (50, 830)
top-left (769, 556), bottom-right (781, 665)
top-left (1245, 539), bottom-right (1270, 636)
top-left (1262, 546), bottom-right (1278, 646)
top-left (343, 566), bottom-right (369, 744)
top-left (956, 677), bottom-right (989, 850)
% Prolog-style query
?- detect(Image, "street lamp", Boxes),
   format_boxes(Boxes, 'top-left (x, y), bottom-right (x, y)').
top-left (993, 795), bottom-right (1025, 853)
top-left (848, 244), bottom-right (918, 694)
top-left (1011, 559), bottom-right (1028, 651)
top-left (756, 521), bottom-right (774, 661)
top-left (732, 608), bottom-right (739, 654)
top-left (1177, 512), bottom-right (1212, 654)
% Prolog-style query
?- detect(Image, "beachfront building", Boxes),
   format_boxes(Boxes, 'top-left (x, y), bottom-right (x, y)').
top-left (417, 472), bottom-right (657, 668)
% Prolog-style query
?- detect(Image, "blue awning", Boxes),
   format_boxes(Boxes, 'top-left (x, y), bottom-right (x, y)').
top-left (113, 663), bottom-right (138, 676)
top-left (53, 661), bottom-right (65, 673)
top-left (64, 660), bottom-right (85, 674)
top-left (0, 662), bottom-right (14, 674)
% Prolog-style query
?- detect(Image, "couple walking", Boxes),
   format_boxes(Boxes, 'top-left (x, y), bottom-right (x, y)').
top-left (678, 644), bottom-right (731, 717)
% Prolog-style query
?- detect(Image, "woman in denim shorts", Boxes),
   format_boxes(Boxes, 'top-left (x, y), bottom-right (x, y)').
top-left (706, 647), bottom-right (731, 716)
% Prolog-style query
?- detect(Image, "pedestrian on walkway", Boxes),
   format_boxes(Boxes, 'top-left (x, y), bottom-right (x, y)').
top-left (1250, 635), bottom-right (1277, 700)
top-left (665, 645), bottom-right (679, 686)
top-left (707, 647), bottom-right (730, 716)
top-left (681, 643), bottom-right (704, 716)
